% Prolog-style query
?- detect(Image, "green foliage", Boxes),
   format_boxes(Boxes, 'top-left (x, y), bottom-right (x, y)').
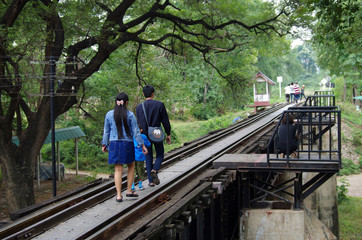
top-left (334, 77), bottom-right (345, 101)
top-left (339, 197), bottom-right (362, 239)
top-left (45, 107), bottom-right (250, 173)
top-left (339, 159), bottom-right (362, 176)
top-left (81, 173), bottom-right (98, 183)
top-left (339, 101), bottom-right (362, 156)
top-left (337, 177), bottom-right (350, 204)
top-left (255, 42), bottom-right (327, 101)
top-left (40, 138), bottom-right (113, 173)
top-left (40, 108), bottom-right (114, 173)
top-left (311, 0), bottom-right (361, 87)
top-left (336, 101), bottom-right (362, 176)
top-left (191, 104), bottom-right (219, 120)
top-left (352, 129), bottom-right (362, 149)
top-left (4, 0), bottom-right (361, 212)
top-left (164, 109), bottom-right (251, 153)
top-left (334, 75), bottom-right (362, 103)
top-left (340, 102), bottom-right (362, 126)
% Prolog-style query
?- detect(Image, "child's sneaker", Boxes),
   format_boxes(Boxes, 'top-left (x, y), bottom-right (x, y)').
top-left (131, 182), bottom-right (136, 191)
top-left (139, 181), bottom-right (145, 191)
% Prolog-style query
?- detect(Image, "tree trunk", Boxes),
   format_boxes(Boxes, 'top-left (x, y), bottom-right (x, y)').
top-left (1, 153), bottom-right (35, 212)
top-left (352, 84), bottom-right (357, 105)
top-left (0, 100), bottom-right (57, 212)
top-left (203, 56), bottom-right (217, 105)
top-left (343, 82), bottom-right (347, 102)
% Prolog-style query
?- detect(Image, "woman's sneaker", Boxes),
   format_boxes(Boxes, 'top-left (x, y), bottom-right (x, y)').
top-left (131, 182), bottom-right (136, 191)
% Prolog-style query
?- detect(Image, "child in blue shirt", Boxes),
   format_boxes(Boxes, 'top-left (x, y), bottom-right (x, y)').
top-left (132, 124), bottom-right (151, 190)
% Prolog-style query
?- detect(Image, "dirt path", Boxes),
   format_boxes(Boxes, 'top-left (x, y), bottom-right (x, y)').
top-left (338, 173), bottom-right (362, 198)
top-left (64, 169), bottom-right (111, 179)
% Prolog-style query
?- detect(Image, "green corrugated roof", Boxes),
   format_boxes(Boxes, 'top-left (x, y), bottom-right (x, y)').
top-left (12, 126), bottom-right (85, 146)
top-left (44, 126), bottom-right (85, 144)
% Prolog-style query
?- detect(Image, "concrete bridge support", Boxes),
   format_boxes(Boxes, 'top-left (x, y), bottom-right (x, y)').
top-left (302, 126), bottom-right (340, 238)
top-left (274, 169), bottom-right (339, 239)
top-left (276, 171), bottom-right (339, 239)
top-left (303, 173), bottom-right (339, 238)
top-left (240, 208), bottom-right (337, 240)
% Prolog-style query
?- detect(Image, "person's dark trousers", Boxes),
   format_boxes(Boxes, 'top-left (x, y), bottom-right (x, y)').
top-left (285, 94), bottom-right (290, 103)
top-left (295, 94), bottom-right (300, 103)
top-left (290, 93), bottom-right (294, 102)
top-left (145, 142), bottom-right (164, 183)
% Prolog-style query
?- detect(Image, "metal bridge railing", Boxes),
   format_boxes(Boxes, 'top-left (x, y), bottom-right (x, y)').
top-left (303, 95), bottom-right (335, 107)
top-left (314, 90), bottom-right (334, 96)
top-left (313, 91), bottom-right (334, 95)
top-left (267, 107), bottom-right (341, 169)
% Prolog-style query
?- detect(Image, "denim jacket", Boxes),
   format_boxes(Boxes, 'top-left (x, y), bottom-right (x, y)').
top-left (102, 110), bottom-right (143, 148)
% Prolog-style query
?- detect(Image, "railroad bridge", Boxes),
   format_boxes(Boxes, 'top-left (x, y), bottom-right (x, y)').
top-left (0, 92), bottom-right (341, 240)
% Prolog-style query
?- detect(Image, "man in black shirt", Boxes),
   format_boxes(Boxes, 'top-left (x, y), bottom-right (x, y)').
top-left (136, 85), bottom-right (171, 186)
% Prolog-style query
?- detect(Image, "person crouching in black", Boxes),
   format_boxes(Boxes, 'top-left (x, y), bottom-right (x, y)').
top-left (278, 114), bottom-right (298, 158)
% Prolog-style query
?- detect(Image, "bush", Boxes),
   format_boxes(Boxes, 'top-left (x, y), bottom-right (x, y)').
top-left (337, 177), bottom-right (350, 204)
top-left (334, 76), bottom-right (345, 102)
top-left (338, 159), bottom-right (362, 176)
top-left (40, 136), bottom-right (113, 173)
top-left (191, 104), bottom-right (218, 120)
top-left (340, 102), bottom-right (362, 126)
top-left (352, 129), bottom-right (362, 148)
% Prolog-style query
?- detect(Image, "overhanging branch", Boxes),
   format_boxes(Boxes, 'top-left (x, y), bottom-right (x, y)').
top-left (135, 43), bottom-right (147, 86)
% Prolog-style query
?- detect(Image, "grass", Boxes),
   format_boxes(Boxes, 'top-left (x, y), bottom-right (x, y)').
top-left (338, 197), bottom-right (362, 239)
top-left (340, 101), bottom-right (362, 158)
top-left (337, 101), bottom-right (362, 239)
top-left (340, 102), bottom-right (362, 126)
top-left (164, 109), bottom-right (252, 153)
top-left (337, 101), bottom-right (362, 175)
top-left (59, 108), bottom-right (251, 173)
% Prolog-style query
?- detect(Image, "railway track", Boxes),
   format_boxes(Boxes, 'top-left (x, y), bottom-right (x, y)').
top-left (0, 103), bottom-right (292, 240)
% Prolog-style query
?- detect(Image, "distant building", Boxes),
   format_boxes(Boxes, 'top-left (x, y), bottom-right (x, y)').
top-left (247, 71), bottom-right (276, 112)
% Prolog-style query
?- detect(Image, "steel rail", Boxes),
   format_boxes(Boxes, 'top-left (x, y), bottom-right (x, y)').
top-left (160, 103), bottom-right (289, 169)
top-left (0, 103), bottom-right (289, 239)
top-left (78, 106), bottom-right (288, 239)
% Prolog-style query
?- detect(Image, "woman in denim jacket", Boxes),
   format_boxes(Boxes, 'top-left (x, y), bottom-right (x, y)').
top-left (102, 92), bottom-right (148, 202)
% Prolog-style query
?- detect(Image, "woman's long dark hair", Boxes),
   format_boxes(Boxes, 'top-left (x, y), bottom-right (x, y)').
top-left (281, 113), bottom-right (294, 125)
top-left (114, 92), bottom-right (131, 139)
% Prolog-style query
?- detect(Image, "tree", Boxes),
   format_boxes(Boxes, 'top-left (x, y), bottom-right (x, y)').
top-left (308, 0), bottom-right (361, 101)
top-left (0, 0), bottom-right (290, 212)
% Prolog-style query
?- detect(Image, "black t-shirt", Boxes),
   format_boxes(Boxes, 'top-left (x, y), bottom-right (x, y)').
top-left (136, 99), bottom-right (171, 137)
top-left (278, 124), bottom-right (298, 153)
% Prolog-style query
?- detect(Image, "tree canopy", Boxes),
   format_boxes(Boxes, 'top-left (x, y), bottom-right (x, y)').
top-left (1, 0), bottom-right (359, 213)
top-left (0, 0), bottom-right (293, 212)
top-left (308, 0), bottom-right (361, 99)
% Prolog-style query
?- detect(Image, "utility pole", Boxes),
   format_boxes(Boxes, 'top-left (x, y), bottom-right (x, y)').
top-left (29, 57), bottom-right (78, 197)
top-left (50, 56), bottom-right (56, 197)
top-left (277, 76), bottom-right (283, 98)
